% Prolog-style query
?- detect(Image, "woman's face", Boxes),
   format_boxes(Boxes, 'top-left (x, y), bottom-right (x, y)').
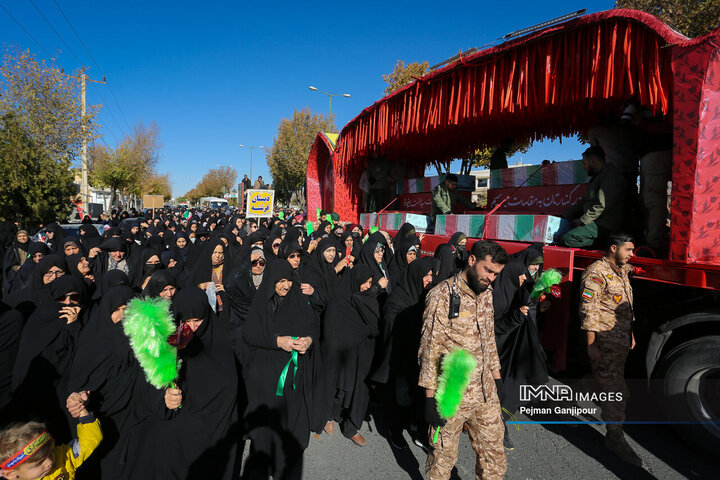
top-left (43, 266), bottom-right (65, 285)
top-left (359, 277), bottom-right (373, 292)
top-left (251, 253), bottom-right (265, 275)
top-left (287, 251), bottom-right (301, 269)
top-left (211, 245), bottom-right (224, 266)
top-left (406, 249), bottom-right (417, 264)
top-left (64, 243), bottom-right (80, 256)
top-left (168, 258), bottom-right (178, 269)
top-left (423, 270), bottom-right (434, 289)
top-left (77, 257), bottom-right (91, 275)
top-left (518, 273), bottom-right (527, 287)
top-left (146, 255), bottom-right (161, 266)
top-left (32, 252), bottom-right (44, 264)
top-left (131, 226), bottom-right (139, 234)
top-left (373, 246), bottom-right (384, 264)
top-left (220, 237), bottom-right (228, 246)
top-left (184, 317), bottom-right (203, 332)
top-left (190, 223), bottom-right (198, 232)
top-left (458, 239), bottom-right (467, 250)
top-left (159, 285), bottom-right (176, 300)
top-left (176, 237), bottom-right (187, 249)
top-left (344, 236), bottom-right (354, 248)
top-left (334, 228), bottom-right (344, 237)
top-left (528, 264), bottom-right (540, 275)
top-left (275, 278), bottom-right (292, 296)
top-left (46, 231), bottom-right (55, 239)
top-left (59, 291), bottom-right (80, 306)
top-left (272, 239), bottom-right (281, 255)
top-left (352, 227), bottom-right (362, 236)
top-left (111, 304), bottom-right (126, 324)
top-left (323, 247), bottom-right (336, 264)
top-left (324, 224), bottom-right (332, 234)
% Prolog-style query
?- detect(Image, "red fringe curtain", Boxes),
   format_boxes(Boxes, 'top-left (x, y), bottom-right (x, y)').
top-left (332, 10), bottom-right (685, 217)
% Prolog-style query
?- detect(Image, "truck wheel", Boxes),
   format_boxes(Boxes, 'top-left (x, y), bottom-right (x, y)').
top-left (654, 336), bottom-right (720, 456)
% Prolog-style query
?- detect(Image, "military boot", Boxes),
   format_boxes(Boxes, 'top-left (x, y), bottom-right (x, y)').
top-left (604, 428), bottom-right (642, 466)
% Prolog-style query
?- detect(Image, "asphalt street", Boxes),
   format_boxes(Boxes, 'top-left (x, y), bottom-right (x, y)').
top-left (259, 377), bottom-right (718, 480)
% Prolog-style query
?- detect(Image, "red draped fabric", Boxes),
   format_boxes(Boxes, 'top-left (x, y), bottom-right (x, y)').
top-left (332, 9), bottom-right (686, 221)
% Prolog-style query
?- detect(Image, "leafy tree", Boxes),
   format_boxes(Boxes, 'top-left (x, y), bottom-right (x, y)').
top-left (266, 108), bottom-right (334, 203)
top-left (176, 195), bottom-right (188, 203)
top-left (90, 122), bottom-right (162, 208)
top-left (382, 60), bottom-right (429, 95)
top-left (184, 166), bottom-right (237, 199)
top-left (0, 113), bottom-right (75, 226)
top-left (0, 47), bottom-right (98, 163)
top-left (616, 0), bottom-right (720, 38)
top-left (462, 142), bottom-right (531, 174)
top-left (141, 173), bottom-right (172, 201)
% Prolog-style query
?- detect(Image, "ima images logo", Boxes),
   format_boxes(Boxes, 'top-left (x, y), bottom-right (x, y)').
top-left (520, 385), bottom-right (573, 402)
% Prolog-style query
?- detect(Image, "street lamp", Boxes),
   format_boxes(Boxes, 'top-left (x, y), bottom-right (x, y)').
top-left (239, 144), bottom-right (265, 182)
top-left (308, 86), bottom-right (350, 131)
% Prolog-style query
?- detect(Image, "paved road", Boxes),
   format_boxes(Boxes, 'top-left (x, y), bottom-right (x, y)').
top-left (292, 380), bottom-right (717, 480)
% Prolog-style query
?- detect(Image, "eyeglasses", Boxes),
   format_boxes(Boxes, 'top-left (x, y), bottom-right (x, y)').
top-left (252, 259), bottom-right (266, 267)
top-left (44, 269), bottom-right (64, 279)
top-left (61, 293), bottom-right (80, 302)
top-left (288, 253), bottom-right (301, 259)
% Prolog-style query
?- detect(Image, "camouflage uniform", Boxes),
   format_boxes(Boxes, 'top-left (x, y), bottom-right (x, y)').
top-left (418, 276), bottom-right (507, 480)
top-left (579, 258), bottom-right (634, 423)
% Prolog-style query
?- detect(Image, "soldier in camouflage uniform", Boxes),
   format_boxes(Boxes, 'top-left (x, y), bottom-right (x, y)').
top-left (580, 233), bottom-right (642, 466)
top-left (418, 240), bottom-right (508, 480)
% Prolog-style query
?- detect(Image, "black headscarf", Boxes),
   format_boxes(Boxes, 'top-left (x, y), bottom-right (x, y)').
top-left (190, 238), bottom-right (225, 286)
top-left (434, 243), bottom-right (460, 282)
top-left (79, 224), bottom-right (103, 252)
top-left (449, 232), bottom-right (469, 269)
top-left (305, 237), bottom-right (339, 307)
top-left (141, 270), bottom-right (178, 298)
top-left (387, 237), bottom-right (420, 288)
top-left (394, 223), bottom-right (416, 243)
top-left (44, 223), bottom-right (66, 251)
top-left (357, 234), bottom-right (391, 291)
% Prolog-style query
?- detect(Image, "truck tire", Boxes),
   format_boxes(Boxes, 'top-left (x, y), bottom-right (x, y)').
top-left (654, 336), bottom-right (720, 456)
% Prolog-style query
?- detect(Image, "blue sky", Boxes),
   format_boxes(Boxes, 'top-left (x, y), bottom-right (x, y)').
top-left (1, 0), bottom-right (614, 195)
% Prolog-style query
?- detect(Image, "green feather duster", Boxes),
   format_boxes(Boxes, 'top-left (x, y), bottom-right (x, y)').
top-left (530, 268), bottom-right (563, 300)
top-left (435, 348), bottom-right (476, 419)
top-left (122, 297), bottom-right (179, 389)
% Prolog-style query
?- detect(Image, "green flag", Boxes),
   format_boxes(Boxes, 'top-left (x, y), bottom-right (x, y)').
top-left (306, 222), bottom-right (314, 235)
top-left (278, 212), bottom-right (284, 220)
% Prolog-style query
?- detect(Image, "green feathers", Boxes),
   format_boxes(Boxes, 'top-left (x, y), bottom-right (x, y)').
top-left (530, 268), bottom-right (563, 300)
top-left (435, 348), bottom-right (476, 419)
top-left (122, 297), bottom-right (179, 389)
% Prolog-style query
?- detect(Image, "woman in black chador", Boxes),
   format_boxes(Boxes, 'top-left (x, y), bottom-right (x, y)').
top-left (320, 264), bottom-right (379, 446)
top-left (492, 245), bottom-right (548, 450)
top-left (241, 259), bottom-right (320, 480)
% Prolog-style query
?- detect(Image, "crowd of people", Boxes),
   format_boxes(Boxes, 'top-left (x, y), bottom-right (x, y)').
top-left (0, 204), bottom-right (640, 479)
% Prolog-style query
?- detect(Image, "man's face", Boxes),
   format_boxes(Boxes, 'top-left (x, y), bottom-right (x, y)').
top-left (445, 180), bottom-right (458, 191)
top-left (582, 156), bottom-right (602, 176)
top-left (466, 254), bottom-right (505, 294)
top-left (612, 242), bottom-right (635, 266)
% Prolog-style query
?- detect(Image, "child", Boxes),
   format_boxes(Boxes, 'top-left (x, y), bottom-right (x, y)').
top-left (0, 392), bottom-right (102, 480)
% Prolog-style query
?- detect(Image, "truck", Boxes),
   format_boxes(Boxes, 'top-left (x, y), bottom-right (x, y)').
top-left (306, 9), bottom-right (720, 454)
top-left (199, 196), bottom-right (229, 209)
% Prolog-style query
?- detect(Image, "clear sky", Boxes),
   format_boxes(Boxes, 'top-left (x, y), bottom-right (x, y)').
top-left (1, 0), bottom-right (615, 196)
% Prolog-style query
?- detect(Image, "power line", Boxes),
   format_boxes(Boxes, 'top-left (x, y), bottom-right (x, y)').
top-left (28, 0), bottom-right (126, 142)
top-left (52, 0), bottom-right (133, 133)
top-left (28, 0), bottom-right (82, 63)
top-left (0, 2), bottom-right (53, 57)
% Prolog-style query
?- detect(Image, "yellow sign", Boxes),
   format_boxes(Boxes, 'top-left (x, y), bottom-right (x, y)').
top-left (246, 189), bottom-right (274, 218)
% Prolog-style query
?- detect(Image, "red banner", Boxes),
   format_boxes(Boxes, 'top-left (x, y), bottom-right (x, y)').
top-left (397, 191), bottom-right (472, 213)
top-left (487, 184), bottom-right (587, 215)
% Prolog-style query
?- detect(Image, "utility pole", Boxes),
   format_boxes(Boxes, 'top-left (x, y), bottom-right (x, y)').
top-left (63, 67), bottom-right (105, 218)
